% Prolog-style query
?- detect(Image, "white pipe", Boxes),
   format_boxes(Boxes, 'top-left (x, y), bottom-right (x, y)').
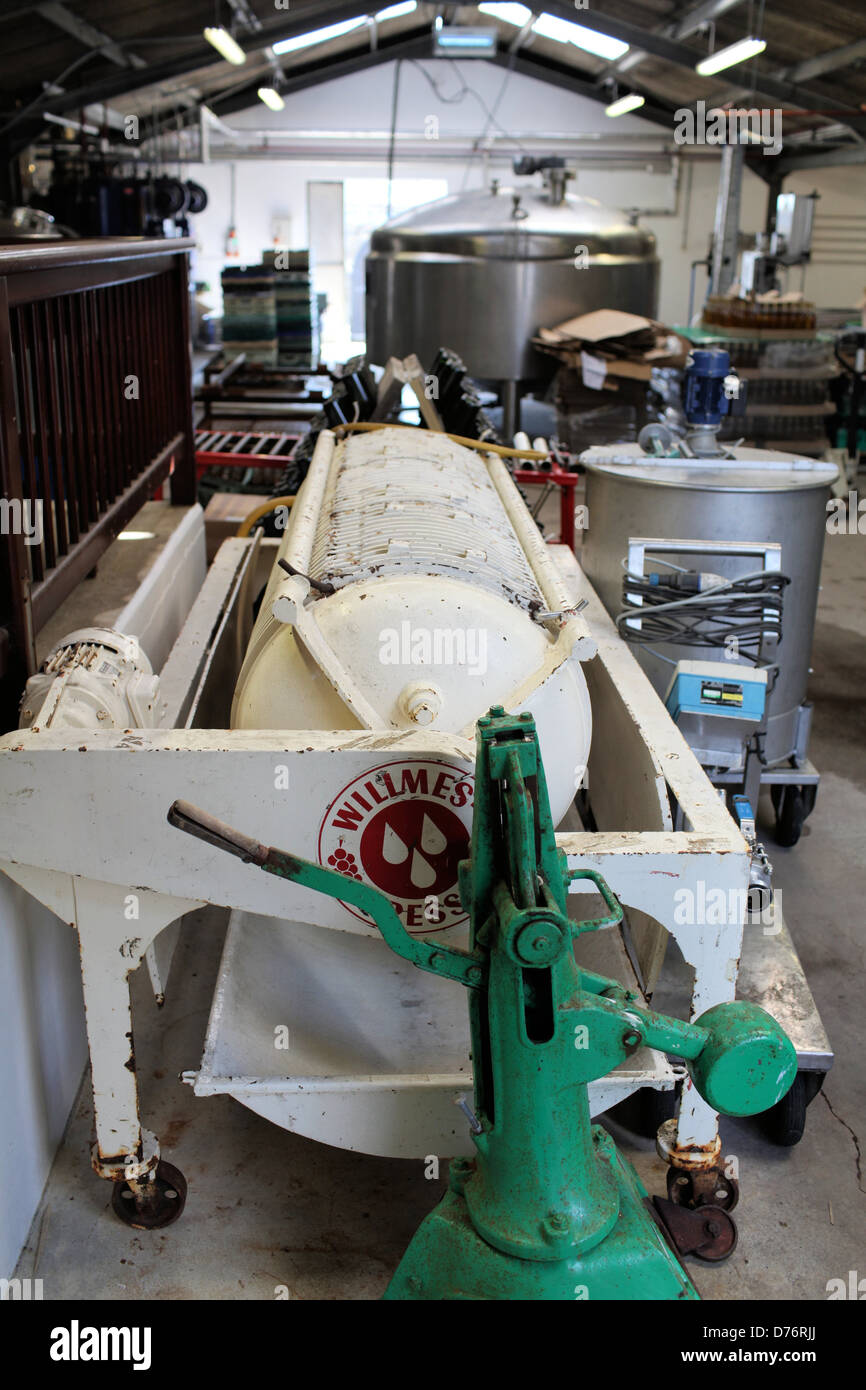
top-left (284, 430), bottom-right (336, 572)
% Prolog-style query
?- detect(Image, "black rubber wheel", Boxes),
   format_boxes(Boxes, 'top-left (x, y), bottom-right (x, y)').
top-left (772, 785), bottom-right (808, 846)
top-left (185, 180), bottom-right (208, 215)
top-left (152, 177), bottom-right (188, 218)
top-left (763, 1071), bottom-right (808, 1146)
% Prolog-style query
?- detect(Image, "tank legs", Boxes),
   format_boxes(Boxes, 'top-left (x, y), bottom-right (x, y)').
top-left (74, 880), bottom-right (198, 1226)
top-left (500, 378), bottom-right (519, 439)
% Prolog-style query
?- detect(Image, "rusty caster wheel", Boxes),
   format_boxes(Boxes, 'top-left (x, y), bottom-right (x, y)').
top-left (653, 1196), bottom-right (738, 1263)
top-left (666, 1165), bottom-right (739, 1213)
top-left (111, 1160), bottom-right (187, 1230)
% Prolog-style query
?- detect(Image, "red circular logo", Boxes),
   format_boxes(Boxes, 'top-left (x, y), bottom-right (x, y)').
top-left (317, 760), bottom-right (474, 933)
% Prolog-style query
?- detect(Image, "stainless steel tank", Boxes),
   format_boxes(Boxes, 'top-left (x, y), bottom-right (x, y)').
top-left (365, 179), bottom-right (659, 387)
top-left (579, 446), bottom-right (838, 767)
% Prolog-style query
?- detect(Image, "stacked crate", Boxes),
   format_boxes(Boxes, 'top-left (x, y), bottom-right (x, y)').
top-left (221, 264), bottom-right (278, 367)
top-left (263, 249), bottom-right (318, 371)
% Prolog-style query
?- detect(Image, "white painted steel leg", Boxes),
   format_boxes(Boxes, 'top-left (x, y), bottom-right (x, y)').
top-left (69, 880), bottom-right (202, 1181)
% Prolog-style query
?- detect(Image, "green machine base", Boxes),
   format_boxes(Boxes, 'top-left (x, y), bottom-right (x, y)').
top-left (386, 1129), bottom-right (698, 1301)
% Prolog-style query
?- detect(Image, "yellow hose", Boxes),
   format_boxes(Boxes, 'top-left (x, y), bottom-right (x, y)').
top-left (236, 495), bottom-right (296, 537)
top-left (333, 419), bottom-right (548, 462)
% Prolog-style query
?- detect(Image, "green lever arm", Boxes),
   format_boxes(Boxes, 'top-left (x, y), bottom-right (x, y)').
top-left (167, 797), bottom-right (797, 1118)
top-left (167, 800), bottom-right (484, 989)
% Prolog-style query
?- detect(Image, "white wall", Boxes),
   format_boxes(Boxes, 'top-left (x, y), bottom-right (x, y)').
top-left (0, 876), bottom-right (88, 1278)
top-left (184, 59), bottom-right (866, 329)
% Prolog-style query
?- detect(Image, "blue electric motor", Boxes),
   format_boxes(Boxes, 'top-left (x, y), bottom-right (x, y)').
top-left (683, 347), bottom-right (747, 426)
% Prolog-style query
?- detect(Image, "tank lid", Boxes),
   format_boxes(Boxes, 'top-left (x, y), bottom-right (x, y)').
top-left (369, 186), bottom-right (656, 260)
top-left (581, 444), bottom-right (839, 492)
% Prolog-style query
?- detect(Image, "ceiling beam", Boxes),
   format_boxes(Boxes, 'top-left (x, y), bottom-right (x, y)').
top-left (487, 48), bottom-right (679, 134)
top-left (611, 0), bottom-right (748, 75)
top-left (131, 29), bottom-right (679, 145)
top-left (201, 30), bottom-right (435, 122)
top-left (670, 0), bottom-right (748, 41)
top-left (3, 0), bottom-right (378, 121)
top-left (537, 1), bottom-right (727, 72)
top-left (0, 1), bottom-right (42, 17)
top-left (537, 0), bottom-right (866, 140)
top-left (36, 3), bottom-right (147, 70)
top-left (784, 38), bottom-right (866, 85)
top-left (775, 143), bottom-right (866, 175)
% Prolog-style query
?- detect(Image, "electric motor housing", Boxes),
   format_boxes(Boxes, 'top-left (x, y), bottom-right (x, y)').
top-left (19, 628), bottom-right (159, 731)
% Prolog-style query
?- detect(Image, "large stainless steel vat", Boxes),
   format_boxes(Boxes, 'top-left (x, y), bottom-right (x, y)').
top-left (579, 446), bottom-right (838, 767)
top-left (365, 181), bottom-right (658, 386)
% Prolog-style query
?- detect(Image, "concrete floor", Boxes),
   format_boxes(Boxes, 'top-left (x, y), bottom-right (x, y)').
top-left (12, 493), bottom-right (866, 1301)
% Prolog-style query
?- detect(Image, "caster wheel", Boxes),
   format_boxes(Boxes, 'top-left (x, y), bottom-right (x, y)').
top-left (111, 1160), bottom-right (187, 1230)
top-left (653, 1197), bottom-right (738, 1263)
top-left (763, 1071), bottom-right (812, 1146)
top-left (691, 1208), bottom-right (738, 1263)
top-left (771, 784), bottom-right (816, 847)
top-left (666, 1166), bottom-right (739, 1212)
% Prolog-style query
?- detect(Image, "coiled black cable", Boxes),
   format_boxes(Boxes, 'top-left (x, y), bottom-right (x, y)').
top-left (616, 568), bottom-right (790, 658)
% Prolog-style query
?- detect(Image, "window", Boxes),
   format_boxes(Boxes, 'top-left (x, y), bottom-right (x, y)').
top-left (309, 176), bottom-right (449, 360)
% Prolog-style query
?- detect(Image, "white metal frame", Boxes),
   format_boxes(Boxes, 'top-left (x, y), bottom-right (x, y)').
top-left (0, 534), bottom-right (750, 1184)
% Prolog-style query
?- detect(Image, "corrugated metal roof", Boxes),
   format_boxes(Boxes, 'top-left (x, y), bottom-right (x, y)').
top-left (1, 1), bottom-right (865, 158)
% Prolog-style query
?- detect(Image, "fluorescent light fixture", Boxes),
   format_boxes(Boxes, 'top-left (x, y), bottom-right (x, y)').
top-left (605, 92), bottom-right (645, 117)
top-left (478, 2), bottom-right (532, 25)
top-left (433, 27), bottom-right (498, 56)
top-left (375, 2), bottom-right (417, 18)
top-left (532, 13), bottom-right (628, 61)
top-left (203, 26), bottom-right (247, 65)
top-left (696, 36), bottom-right (766, 76)
top-left (273, 18), bottom-right (367, 55)
top-left (257, 86), bottom-right (285, 111)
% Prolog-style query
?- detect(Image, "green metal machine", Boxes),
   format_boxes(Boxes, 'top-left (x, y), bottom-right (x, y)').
top-left (169, 707), bottom-right (797, 1300)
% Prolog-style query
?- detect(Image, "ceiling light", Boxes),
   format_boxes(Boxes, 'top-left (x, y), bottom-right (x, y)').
top-left (257, 87), bottom-right (285, 111)
top-left (696, 36), bottom-right (766, 77)
top-left (434, 27), bottom-right (498, 57)
top-left (203, 26), bottom-right (247, 65)
top-left (605, 92), bottom-right (645, 117)
top-left (374, 2), bottom-right (417, 18)
top-left (532, 13), bottom-right (628, 61)
top-left (272, 18), bottom-right (367, 55)
top-left (478, 2), bottom-right (532, 25)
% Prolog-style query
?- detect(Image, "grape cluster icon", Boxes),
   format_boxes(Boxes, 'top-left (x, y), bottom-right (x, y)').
top-left (327, 846), bottom-right (363, 881)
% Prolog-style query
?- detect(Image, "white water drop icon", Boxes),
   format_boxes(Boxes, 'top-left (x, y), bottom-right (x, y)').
top-left (421, 814), bottom-right (447, 856)
top-left (382, 823), bottom-right (409, 865)
top-left (410, 848), bottom-right (437, 890)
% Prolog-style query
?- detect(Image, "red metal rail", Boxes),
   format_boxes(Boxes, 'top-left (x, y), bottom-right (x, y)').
top-left (194, 428), bottom-right (302, 479)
